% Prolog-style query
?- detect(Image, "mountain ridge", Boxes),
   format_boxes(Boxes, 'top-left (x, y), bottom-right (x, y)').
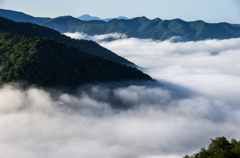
top-left (77, 14), bottom-right (129, 22)
top-left (1, 9), bottom-right (240, 41)
top-left (77, 14), bottom-right (101, 21)
top-left (43, 16), bottom-right (240, 41)
top-left (0, 8), bottom-right (49, 25)
top-left (0, 17), bottom-right (134, 66)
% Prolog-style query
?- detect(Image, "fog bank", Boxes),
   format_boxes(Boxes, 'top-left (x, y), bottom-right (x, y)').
top-left (0, 83), bottom-right (240, 158)
top-left (1, 33), bottom-right (240, 158)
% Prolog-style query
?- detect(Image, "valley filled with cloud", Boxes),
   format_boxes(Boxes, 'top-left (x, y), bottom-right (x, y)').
top-left (1, 34), bottom-right (240, 158)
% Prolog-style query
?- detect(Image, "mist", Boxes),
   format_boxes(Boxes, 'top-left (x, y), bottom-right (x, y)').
top-left (1, 33), bottom-right (240, 158)
top-left (98, 36), bottom-right (240, 107)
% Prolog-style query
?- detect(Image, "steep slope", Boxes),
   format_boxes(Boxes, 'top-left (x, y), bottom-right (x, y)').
top-left (36, 17), bottom-right (52, 23)
top-left (0, 32), bottom-right (152, 87)
top-left (0, 17), bottom-right (134, 65)
top-left (0, 8), bottom-right (48, 25)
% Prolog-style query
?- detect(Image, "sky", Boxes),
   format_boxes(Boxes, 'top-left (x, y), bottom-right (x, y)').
top-left (1, 0), bottom-right (240, 23)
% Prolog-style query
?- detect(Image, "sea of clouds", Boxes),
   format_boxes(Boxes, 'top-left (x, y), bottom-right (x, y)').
top-left (1, 33), bottom-right (240, 158)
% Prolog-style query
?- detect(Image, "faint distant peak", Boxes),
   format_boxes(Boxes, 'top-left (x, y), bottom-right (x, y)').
top-left (76, 14), bottom-right (129, 22)
top-left (77, 14), bottom-right (101, 21)
top-left (103, 16), bottom-right (128, 22)
top-left (116, 16), bottom-right (128, 20)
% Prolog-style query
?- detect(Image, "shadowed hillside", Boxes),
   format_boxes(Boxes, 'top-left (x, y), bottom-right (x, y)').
top-left (0, 32), bottom-right (152, 87)
top-left (0, 17), bottom-right (134, 65)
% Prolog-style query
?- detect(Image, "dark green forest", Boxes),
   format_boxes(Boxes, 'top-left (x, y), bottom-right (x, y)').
top-left (184, 137), bottom-right (240, 158)
top-left (0, 32), bottom-right (152, 87)
top-left (0, 17), bottom-right (134, 65)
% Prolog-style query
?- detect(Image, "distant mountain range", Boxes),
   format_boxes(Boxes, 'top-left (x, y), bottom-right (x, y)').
top-left (43, 16), bottom-right (240, 41)
top-left (77, 14), bottom-right (128, 22)
top-left (1, 8), bottom-right (240, 41)
top-left (0, 9), bottom-right (128, 23)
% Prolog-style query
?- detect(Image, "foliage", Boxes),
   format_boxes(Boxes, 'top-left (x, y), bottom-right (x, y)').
top-left (184, 137), bottom-right (240, 158)
top-left (0, 32), bottom-right (152, 87)
top-left (0, 17), bottom-right (134, 65)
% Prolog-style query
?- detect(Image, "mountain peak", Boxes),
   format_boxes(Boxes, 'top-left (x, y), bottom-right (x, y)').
top-left (133, 16), bottom-right (149, 20)
top-left (116, 16), bottom-right (128, 20)
top-left (77, 15), bottom-right (129, 22)
top-left (77, 14), bottom-right (101, 21)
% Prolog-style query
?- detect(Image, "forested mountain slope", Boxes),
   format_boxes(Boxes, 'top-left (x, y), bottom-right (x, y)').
top-left (0, 32), bottom-right (152, 87)
top-left (0, 17), bottom-right (134, 65)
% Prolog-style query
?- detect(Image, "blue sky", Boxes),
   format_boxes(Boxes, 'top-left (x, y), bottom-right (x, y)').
top-left (1, 0), bottom-right (240, 23)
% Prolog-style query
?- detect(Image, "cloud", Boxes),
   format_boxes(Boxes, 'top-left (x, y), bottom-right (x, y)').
top-left (65, 32), bottom-right (240, 106)
top-left (0, 82), bottom-right (240, 158)
top-left (64, 32), bottom-right (127, 42)
top-left (97, 37), bottom-right (240, 106)
top-left (1, 34), bottom-right (240, 158)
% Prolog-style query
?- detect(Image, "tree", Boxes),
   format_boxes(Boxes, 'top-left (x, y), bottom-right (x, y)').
top-left (184, 137), bottom-right (240, 158)
top-left (231, 141), bottom-right (240, 157)
top-left (207, 137), bottom-right (231, 158)
top-left (198, 147), bottom-right (209, 158)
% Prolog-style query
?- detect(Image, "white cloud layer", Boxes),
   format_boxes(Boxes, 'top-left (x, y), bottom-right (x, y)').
top-left (1, 33), bottom-right (240, 158)
top-left (0, 83), bottom-right (240, 158)
top-left (97, 36), bottom-right (240, 106)
top-left (64, 32), bottom-right (127, 42)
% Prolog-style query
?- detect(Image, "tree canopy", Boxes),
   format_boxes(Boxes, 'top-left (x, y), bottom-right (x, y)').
top-left (0, 32), bottom-right (152, 87)
top-left (0, 17), bottom-right (134, 65)
top-left (184, 137), bottom-right (240, 158)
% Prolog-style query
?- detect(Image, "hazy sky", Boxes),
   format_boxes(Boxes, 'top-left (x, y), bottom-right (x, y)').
top-left (1, 0), bottom-right (240, 23)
